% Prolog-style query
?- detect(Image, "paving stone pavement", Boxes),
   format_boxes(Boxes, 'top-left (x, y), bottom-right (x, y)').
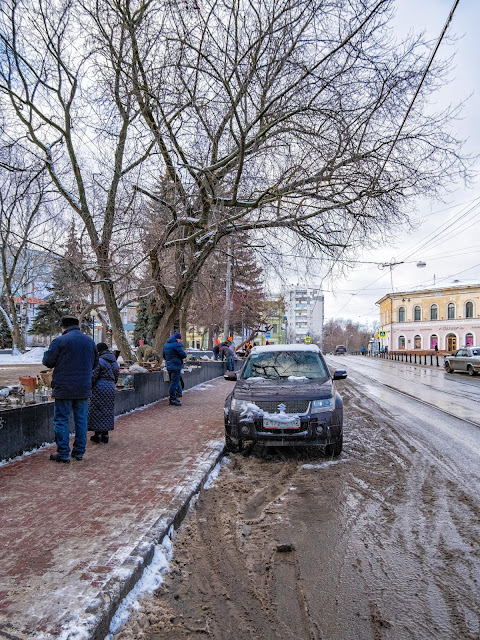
top-left (0, 377), bottom-right (232, 640)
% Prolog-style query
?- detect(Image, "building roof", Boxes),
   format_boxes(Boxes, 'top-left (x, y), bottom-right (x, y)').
top-left (376, 281), bottom-right (480, 305)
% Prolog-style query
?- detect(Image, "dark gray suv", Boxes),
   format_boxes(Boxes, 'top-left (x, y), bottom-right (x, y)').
top-left (224, 345), bottom-right (346, 455)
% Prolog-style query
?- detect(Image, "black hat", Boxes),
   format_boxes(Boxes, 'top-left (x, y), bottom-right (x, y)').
top-left (96, 342), bottom-right (109, 353)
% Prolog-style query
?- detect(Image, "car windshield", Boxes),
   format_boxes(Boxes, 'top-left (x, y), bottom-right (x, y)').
top-left (241, 351), bottom-right (329, 381)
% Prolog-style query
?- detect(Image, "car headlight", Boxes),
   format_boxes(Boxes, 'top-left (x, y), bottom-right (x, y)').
top-left (310, 397), bottom-right (335, 412)
top-left (230, 397), bottom-right (243, 411)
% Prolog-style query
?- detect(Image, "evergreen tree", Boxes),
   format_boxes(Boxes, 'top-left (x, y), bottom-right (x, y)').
top-left (50, 221), bottom-right (90, 316)
top-left (0, 316), bottom-right (13, 348)
top-left (28, 298), bottom-right (69, 339)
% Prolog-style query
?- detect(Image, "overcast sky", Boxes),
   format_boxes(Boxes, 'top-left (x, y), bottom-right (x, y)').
top-left (311, 0), bottom-right (480, 329)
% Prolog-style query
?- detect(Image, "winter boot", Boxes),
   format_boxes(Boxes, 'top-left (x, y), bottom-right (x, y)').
top-left (101, 433), bottom-right (109, 444)
top-left (169, 397), bottom-right (181, 406)
top-left (90, 432), bottom-right (101, 443)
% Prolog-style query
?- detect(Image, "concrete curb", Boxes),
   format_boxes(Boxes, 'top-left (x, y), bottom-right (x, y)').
top-left (54, 442), bottom-right (226, 640)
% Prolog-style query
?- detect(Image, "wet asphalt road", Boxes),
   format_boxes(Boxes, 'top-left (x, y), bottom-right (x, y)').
top-left (329, 354), bottom-right (480, 426)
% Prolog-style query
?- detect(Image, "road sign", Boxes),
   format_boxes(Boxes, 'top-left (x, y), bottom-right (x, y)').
top-left (265, 332), bottom-right (271, 338)
top-left (375, 333), bottom-right (379, 338)
top-left (379, 330), bottom-right (387, 337)
top-left (305, 336), bottom-right (311, 343)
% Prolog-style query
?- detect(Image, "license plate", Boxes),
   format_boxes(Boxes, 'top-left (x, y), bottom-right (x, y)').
top-left (263, 417), bottom-right (301, 429)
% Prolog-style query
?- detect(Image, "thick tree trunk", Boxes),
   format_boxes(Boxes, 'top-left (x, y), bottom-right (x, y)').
top-left (5, 297), bottom-right (23, 351)
top-left (153, 305), bottom-right (178, 353)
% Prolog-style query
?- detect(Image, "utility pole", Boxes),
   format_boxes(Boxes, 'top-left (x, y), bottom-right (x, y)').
top-left (224, 236), bottom-right (232, 339)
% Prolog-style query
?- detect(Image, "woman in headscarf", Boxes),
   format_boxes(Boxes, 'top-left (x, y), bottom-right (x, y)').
top-left (88, 343), bottom-right (119, 444)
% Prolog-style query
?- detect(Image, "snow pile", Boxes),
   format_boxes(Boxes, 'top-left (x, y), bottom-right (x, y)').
top-left (287, 375), bottom-right (308, 381)
top-left (239, 401), bottom-right (300, 422)
top-left (104, 530), bottom-right (173, 640)
top-left (0, 347), bottom-right (47, 364)
top-left (251, 343), bottom-right (319, 354)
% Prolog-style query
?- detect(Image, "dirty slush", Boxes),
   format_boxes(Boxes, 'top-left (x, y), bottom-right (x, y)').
top-left (111, 379), bottom-right (480, 640)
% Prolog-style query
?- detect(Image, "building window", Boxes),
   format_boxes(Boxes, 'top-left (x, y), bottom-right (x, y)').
top-left (466, 301), bottom-right (474, 318)
top-left (398, 307), bottom-right (405, 322)
top-left (272, 324), bottom-right (278, 333)
top-left (398, 336), bottom-right (405, 349)
top-left (414, 306), bottom-right (421, 321)
top-left (430, 304), bottom-right (438, 320)
top-left (414, 335), bottom-right (421, 349)
top-left (447, 303), bottom-right (455, 319)
top-left (466, 333), bottom-right (474, 346)
top-left (430, 334), bottom-right (438, 349)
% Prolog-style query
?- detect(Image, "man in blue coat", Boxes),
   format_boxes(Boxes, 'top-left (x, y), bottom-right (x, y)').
top-left (163, 331), bottom-right (187, 406)
top-left (43, 316), bottom-right (98, 462)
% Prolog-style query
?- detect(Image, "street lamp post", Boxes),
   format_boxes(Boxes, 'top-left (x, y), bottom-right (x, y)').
top-left (346, 334), bottom-right (354, 352)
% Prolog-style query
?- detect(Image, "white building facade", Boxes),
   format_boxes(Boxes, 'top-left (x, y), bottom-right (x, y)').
top-left (285, 286), bottom-right (324, 346)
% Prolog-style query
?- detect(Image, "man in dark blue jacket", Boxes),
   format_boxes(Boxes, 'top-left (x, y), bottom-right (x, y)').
top-left (43, 316), bottom-right (98, 462)
top-left (163, 331), bottom-right (187, 406)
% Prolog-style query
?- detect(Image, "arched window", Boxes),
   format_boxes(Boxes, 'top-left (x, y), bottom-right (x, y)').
top-left (430, 335), bottom-right (438, 349)
top-left (414, 306), bottom-right (421, 321)
top-left (466, 301), bottom-right (474, 318)
top-left (398, 336), bottom-right (405, 349)
top-left (398, 307), bottom-right (405, 322)
top-left (414, 335), bottom-right (421, 349)
top-left (466, 333), bottom-right (474, 346)
top-left (430, 304), bottom-right (438, 320)
top-left (447, 303), bottom-right (455, 319)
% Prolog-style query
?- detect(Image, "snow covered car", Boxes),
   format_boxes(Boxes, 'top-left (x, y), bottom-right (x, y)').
top-left (444, 346), bottom-right (480, 375)
top-left (224, 344), bottom-right (346, 455)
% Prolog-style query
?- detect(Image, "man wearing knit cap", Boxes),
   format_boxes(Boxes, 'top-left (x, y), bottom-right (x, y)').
top-left (162, 331), bottom-right (187, 406)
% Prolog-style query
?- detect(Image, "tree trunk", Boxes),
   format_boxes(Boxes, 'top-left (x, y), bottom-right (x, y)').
top-left (100, 280), bottom-right (132, 360)
top-left (153, 305), bottom-right (178, 353)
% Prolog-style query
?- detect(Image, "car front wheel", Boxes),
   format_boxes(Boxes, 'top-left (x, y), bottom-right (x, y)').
top-left (467, 365), bottom-right (477, 376)
top-left (444, 362), bottom-right (454, 373)
top-left (225, 434), bottom-right (243, 453)
top-left (325, 432), bottom-right (343, 457)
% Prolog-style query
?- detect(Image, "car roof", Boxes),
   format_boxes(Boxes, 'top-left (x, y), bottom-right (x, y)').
top-left (251, 343), bottom-right (320, 354)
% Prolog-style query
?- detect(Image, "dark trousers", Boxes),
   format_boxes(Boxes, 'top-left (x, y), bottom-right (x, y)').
top-left (168, 370), bottom-right (182, 399)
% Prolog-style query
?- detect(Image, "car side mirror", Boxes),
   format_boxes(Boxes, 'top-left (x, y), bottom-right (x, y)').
top-left (333, 369), bottom-right (347, 380)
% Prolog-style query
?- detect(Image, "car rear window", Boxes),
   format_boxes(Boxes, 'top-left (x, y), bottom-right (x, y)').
top-left (242, 351), bottom-right (329, 381)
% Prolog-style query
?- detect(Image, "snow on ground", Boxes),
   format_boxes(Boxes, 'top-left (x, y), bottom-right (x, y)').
top-left (0, 347), bottom-right (47, 364)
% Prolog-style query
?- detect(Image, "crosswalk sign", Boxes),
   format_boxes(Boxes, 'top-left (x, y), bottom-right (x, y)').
top-left (305, 336), bottom-right (311, 343)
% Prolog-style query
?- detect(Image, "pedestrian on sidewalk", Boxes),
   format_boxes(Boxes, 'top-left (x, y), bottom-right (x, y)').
top-left (213, 341), bottom-right (220, 361)
top-left (163, 331), bottom-right (187, 406)
top-left (88, 343), bottom-right (119, 444)
top-left (42, 316), bottom-right (98, 463)
top-left (220, 340), bottom-right (235, 371)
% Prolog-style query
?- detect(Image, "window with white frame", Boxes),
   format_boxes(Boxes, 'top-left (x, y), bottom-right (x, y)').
top-left (430, 304), bottom-right (438, 320)
top-left (466, 301), bottom-right (474, 318)
top-left (447, 302), bottom-right (455, 319)
top-left (398, 335), bottom-right (405, 349)
top-left (414, 306), bottom-right (421, 321)
top-left (398, 307), bottom-right (405, 322)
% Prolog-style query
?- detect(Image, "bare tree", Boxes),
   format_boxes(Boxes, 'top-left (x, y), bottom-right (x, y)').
top-left (0, 0), bottom-right (471, 355)
top-left (0, 0), bottom-right (155, 358)
top-left (0, 143), bottom-right (60, 350)
top-left (100, 0), bottom-right (470, 349)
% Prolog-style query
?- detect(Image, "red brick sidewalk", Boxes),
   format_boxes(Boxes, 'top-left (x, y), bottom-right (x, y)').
top-left (0, 378), bottom-right (231, 640)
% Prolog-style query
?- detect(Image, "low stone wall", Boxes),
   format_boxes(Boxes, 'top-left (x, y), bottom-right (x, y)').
top-left (0, 360), bottom-right (241, 462)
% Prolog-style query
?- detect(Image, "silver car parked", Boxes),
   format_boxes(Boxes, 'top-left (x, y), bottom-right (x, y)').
top-left (444, 346), bottom-right (480, 376)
